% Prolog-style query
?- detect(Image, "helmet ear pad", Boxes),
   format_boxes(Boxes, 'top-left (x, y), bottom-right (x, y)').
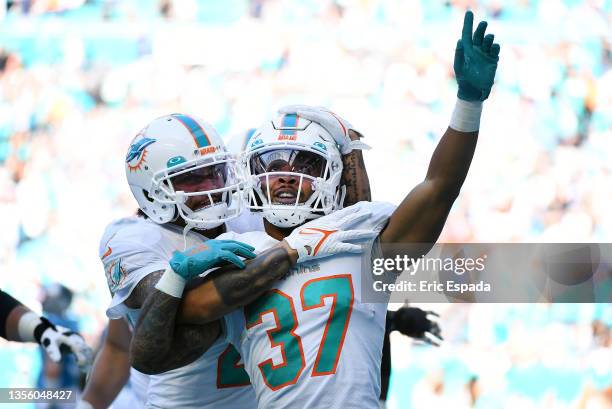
top-left (129, 185), bottom-right (176, 224)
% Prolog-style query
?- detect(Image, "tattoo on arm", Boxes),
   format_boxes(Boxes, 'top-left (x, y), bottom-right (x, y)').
top-left (130, 288), bottom-right (220, 374)
top-left (123, 271), bottom-right (164, 309)
top-left (341, 131), bottom-right (371, 206)
top-left (212, 245), bottom-right (293, 310)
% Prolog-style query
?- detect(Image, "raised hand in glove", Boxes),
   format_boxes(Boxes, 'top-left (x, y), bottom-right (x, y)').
top-left (454, 11), bottom-right (501, 101)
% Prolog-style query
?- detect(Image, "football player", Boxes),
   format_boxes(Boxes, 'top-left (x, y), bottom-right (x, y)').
top-left (85, 113), bottom-right (371, 409)
top-left (0, 289), bottom-right (92, 370)
top-left (130, 10), bottom-right (499, 408)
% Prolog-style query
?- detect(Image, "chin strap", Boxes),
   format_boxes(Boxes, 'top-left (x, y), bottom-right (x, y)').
top-left (337, 185), bottom-right (347, 210)
top-left (182, 224), bottom-right (195, 251)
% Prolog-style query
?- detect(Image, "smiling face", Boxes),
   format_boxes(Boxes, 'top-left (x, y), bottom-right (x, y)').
top-left (249, 149), bottom-right (326, 205)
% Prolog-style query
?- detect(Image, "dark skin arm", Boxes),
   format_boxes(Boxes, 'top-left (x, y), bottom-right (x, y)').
top-left (341, 130), bottom-right (372, 206)
top-left (380, 127), bottom-right (477, 254)
top-left (129, 242), bottom-right (298, 374)
top-left (177, 241), bottom-right (296, 324)
top-left (130, 285), bottom-right (221, 375)
top-left (126, 271), bottom-right (220, 375)
top-left (82, 319), bottom-right (132, 409)
top-left (5, 305), bottom-right (29, 341)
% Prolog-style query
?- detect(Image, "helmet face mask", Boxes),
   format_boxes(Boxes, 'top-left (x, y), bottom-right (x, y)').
top-left (126, 114), bottom-right (243, 230)
top-left (154, 156), bottom-right (243, 230)
top-left (242, 115), bottom-right (344, 228)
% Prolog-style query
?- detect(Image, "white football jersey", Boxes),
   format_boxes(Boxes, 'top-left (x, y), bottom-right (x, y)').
top-left (110, 368), bottom-right (149, 409)
top-left (221, 201), bottom-right (396, 409)
top-left (99, 212), bottom-right (263, 409)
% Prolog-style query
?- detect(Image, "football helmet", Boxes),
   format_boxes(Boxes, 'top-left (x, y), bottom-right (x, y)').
top-left (241, 113), bottom-right (344, 228)
top-left (125, 114), bottom-right (243, 230)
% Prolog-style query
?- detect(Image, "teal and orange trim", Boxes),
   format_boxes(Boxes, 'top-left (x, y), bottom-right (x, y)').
top-left (278, 113), bottom-right (299, 140)
top-left (173, 114), bottom-right (215, 153)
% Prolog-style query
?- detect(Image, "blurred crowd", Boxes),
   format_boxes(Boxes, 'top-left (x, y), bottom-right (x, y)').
top-left (389, 303), bottom-right (611, 409)
top-left (0, 0), bottom-right (610, 407)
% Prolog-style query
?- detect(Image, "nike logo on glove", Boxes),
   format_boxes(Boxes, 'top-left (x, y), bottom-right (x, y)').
top-left (298, 228), bottom-right (338, 256)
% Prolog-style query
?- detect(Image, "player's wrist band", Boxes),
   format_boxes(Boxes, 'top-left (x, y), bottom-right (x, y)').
top-left (450, 98), bottom-right (483, 132)
top-left (155, 267), bottom-right (187, 298)
top-left (18, 312), bottom-right (49, 343)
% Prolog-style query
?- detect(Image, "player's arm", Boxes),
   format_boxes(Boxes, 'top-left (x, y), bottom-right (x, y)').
top-left (1, 290), bottom-right (31, 342)
top-left (177, 241), bottom-right (297, 324)
top-left (130, 282), bottom-right (222, 375)
top-left (123, 241), bottom-right (297, 325)
top-left (342, 130), bottom-right (371, 205)
top-left (80, 319), bottom-right (132, 409)
top-left (380, 125), bottom-right (477, 248)
top-left (177, 210), bottom-right (376, 324)
top-left (0, 290), bottom-right (93, 370)
top-left (130, 223), bottom-right (373, 374)
top-left (129, 239), bottom-right (276, 374)
top-left (381, 11), bottom-right (500, 252)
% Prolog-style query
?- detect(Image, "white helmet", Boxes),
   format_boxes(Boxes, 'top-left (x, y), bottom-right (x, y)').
top-left (125, 114), bottom-right (243, 230)
top-left (241, 113), bottom-right (344, 228)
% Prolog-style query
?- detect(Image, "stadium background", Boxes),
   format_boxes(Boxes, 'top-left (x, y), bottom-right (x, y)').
top-left (0, 0), bottom-right (610, 407)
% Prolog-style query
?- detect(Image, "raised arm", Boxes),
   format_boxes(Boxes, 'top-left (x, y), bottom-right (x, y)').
top-left (381, 11), bottom-right (500, 252)
top-left (341, 130), bottom-right (372, 205)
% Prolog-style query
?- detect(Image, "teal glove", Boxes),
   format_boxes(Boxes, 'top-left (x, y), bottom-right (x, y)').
top-left (170, 240), bottom-right (256, 279)
top-left (454, 11), bottom-right (501, 101)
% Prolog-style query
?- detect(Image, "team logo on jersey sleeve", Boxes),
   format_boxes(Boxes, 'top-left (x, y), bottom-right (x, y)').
top-left (126, 137), bottom-right (156, 172)
top-left (105, 259), bottom-right (128, 293)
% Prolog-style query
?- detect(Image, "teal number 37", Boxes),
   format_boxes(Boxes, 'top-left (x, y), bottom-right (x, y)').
top-left (245, 274), bottom-right (354, 391)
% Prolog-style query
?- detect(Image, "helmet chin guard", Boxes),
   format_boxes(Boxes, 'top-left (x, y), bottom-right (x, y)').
top-left (241, 114), bottom-right (344, 228)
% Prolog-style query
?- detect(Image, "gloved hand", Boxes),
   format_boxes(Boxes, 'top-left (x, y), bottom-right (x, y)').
top-left (454, 11), bottom-right (500, 101)
top-left (170, 240), bottom-right (256, 279)
top-left (278, 105), bottom-right (370, 155)
top-left (35, 317), bottom-right (94, 372)
top-left (284, 206), bottom-right (377, 263)
top-left (392, 307), bottom-right (443, 346)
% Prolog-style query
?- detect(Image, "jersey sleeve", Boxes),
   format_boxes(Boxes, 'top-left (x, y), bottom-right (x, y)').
top-left (99, 221), bottom-right (171, 320)
top-left (349, 201), bottom-right (397, 233)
